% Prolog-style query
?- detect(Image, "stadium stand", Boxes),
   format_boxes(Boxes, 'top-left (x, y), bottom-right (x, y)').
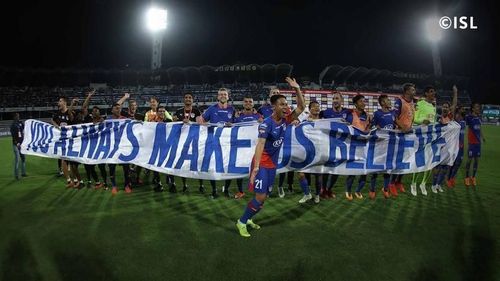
top-left (0, 64), bottom-right (473, 121)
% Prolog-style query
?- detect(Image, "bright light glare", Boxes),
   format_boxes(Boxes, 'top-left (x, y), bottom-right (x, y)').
top-left (146, 8), bottom-right (167, 32)
top-left (425, 17), bottom-right (442, 42)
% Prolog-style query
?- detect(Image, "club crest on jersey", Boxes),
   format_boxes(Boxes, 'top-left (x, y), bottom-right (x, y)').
top-left (227, 113), bottom-right (233, 118)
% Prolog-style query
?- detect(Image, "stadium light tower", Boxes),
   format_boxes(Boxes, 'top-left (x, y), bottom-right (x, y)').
top-left (146, 7), bottom-right (167, 70)
top-left (425, 17), bottom-right (443, 77)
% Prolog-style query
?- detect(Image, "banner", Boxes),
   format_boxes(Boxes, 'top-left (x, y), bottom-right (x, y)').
top-left (21, 119), bottom-right (460, 179)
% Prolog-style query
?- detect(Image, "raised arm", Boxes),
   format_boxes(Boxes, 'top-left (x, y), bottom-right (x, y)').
top-left (82, 89), bottom-right (95, 116)
top-left (451, 85), bottom-right (458, 113)
top-left (285, 77), bottom-right (305, 119)
top-left (68, 98), bottom-right (78, 121)
top-left (117, 92), bottom-right (130, 106)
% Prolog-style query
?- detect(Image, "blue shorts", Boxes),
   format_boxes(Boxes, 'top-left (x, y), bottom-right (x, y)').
top-left (468, 144), bottom-right (481, 158)
top-left (249, 167), bottom-right (277, 194)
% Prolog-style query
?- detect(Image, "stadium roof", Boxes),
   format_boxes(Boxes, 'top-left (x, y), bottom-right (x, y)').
top-left (319, 65), bottom-right (470, 89)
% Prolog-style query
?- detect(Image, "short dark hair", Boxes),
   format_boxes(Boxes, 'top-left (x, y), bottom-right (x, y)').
top-left (442, 101), bottom-right (450, 107)
top-left (270, 94), bottom-right (286, 105)
top-left (471, 102), bottom-right (481, 109)
top-left (158, 105), bottom-right (166, 110)
top-left (150, 96), bottom-right (159, 102)
top-left (309, 100), bottom-right (319, 109)
top-left (218, 88), bottom-right (229, 93)
top-left (243, 96), bottom-right (254, 100)
top-left (352, 94), bottom-right (365, 104)
top-left (112, 103), bottom-right (121, 108)
top-left (378, 94), bottom-right (388, 106)
top-left (424, 85), bottom-right (435, 94)
top-left (184, 92), bottom-right (193, 98)
top-left (402, 83), bottom-right (415, 93)
top-left (59, 97), bottom-right (68, 103)
top-left (92, 106), bottom-right (100, 110)
top-left (129, 99), bottom-right (137, 105)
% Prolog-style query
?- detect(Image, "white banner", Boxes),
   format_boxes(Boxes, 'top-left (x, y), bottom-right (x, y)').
top-left (21, 119), bottom-right (460, 179)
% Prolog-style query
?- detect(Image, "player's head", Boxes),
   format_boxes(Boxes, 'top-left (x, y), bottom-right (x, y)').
top-left (92, 106), bottom-right (101, 118)
top-left (184, 93), bottom-right (194, 106)
top-left (243, 96), bottom-right (254, 111)
top-left (13, 112), bottom-right (20, 121)
top-left (402, 83), bottom-right (416, 98)
top-left (471, 102), bottom-right (481, 115)
top-left (309, 100), bottom-right (320, 116)
top-left (454, 106), bottom-right (465, 120)
top-left (459, 105), bottom-right (467, 115)
top-left (58, 97), bottom-right (68, 109)
top-left (423, 86), bottom-right (436, 102)
top-left (442, 101), bottom-right (451, 114)
top-left (353, 94), bottom-right (366, 111)
top-left (269, 87), bottom-right (280, 99)
top-left (217, 88), bottom-right (229, 104)
top-left (157, 106), bottom-right (166, 121)
top-left (149, 96), bottom-right (159, 110)
top-left (128, 99), bottom-right (137, 112)
top-left (332, 91), bottom-right (343, 109)
top-left (378, 94), bottom-right (391, 109)
top-left (111, 103), bottom-right (121, 116)
top-left (271, 94), bottom-right (287, 118)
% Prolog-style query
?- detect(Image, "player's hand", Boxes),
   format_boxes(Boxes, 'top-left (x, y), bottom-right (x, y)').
top-left (252, 108), bottom-right (258, 114)
top-left (249, 167), bottom-right (259, 184)
top-left (124, 92), bottom-right (130, 99)
top-left (285, 77), bottom-right (300, 89)
top-left (173, 116), bottom-right (178, 121)
top-left (452, 85), bottom-right (458, 93)
top-left (71, 98), bottom-right (79, 105)
top-left (235, 111), bottom-right (240, 118)
top-left (87, 89), bottom-right (96, 97)
top-left (422, 120), bottom-right (430, 125)
top-left (291, 120), bottom-right (300, 126)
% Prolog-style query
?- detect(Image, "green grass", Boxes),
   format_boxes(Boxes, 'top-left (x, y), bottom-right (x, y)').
top-left (1, 126), bottom-right (500, 281)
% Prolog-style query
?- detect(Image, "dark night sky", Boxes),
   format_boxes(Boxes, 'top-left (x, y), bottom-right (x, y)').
top-left (0, 0), bottom-right (498, 102)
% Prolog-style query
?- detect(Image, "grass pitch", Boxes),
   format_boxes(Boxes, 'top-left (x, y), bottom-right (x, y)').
top-left (1, 126), bottom-right (499, 281)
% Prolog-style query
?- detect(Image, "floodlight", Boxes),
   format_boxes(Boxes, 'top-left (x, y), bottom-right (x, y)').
top-left (146, 8), bottom-right (167, 32)
top-left (425, 17), bottom-right (443, 43)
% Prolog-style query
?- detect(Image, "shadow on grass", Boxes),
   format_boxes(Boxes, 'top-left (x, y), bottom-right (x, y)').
top-left (412, 190), bottom-right (497, 281)
top-left (52, 247), bottom-right (116, 281)
top-left (0, 179), bottom-right (19, 188)
top-left (457, 192), bottom-right (496, 281)
top-left (257, 204), bottom-right (312, 227)
top-left (1, 235), bottom-right (42, 281)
